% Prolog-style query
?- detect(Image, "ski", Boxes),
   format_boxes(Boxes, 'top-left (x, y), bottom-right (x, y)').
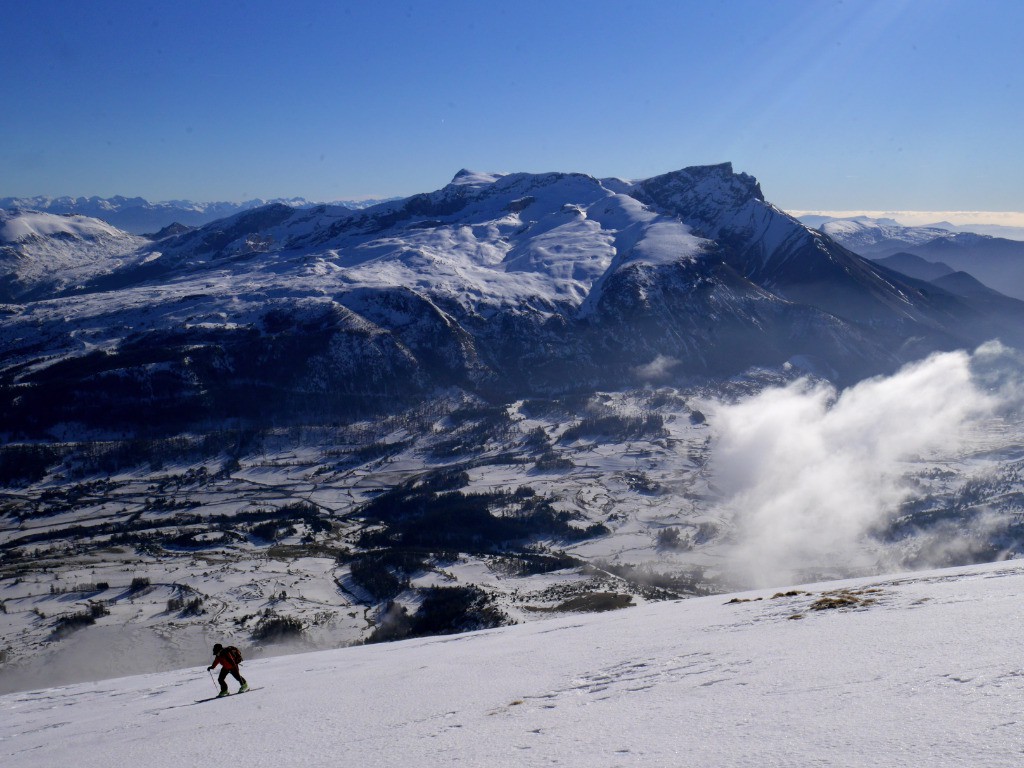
top-left (193, 687), bottom-right (260, 704)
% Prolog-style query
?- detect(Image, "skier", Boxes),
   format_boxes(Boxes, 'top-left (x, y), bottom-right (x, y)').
top-left (208, 643), bottom-right (248, 697)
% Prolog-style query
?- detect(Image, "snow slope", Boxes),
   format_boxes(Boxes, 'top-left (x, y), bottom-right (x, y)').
top-left (0, 210), bottom-right (145, 301)
top-left (0, 212), bottom-right (127, 243)
top-left (3, 559), bottom-right (1023, 767)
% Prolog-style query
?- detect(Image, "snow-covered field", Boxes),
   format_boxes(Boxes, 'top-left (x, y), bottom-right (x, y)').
top-left (4, 559), bottom-right (1024, 767)
top-left (0, 392), bottom-right (721, 690)
top-left (4, 352), bottom-right (1024, 694)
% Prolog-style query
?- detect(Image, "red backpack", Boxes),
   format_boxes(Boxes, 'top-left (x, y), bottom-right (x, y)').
top-left (225, 646), bottom-right (243, 665)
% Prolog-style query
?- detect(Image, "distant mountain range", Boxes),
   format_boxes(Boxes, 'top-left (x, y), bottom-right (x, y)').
top-left (797, 214), bottom-right (1024, 242)
top-left (4, 163), bottom-right (1024, 436)
top-left (0, 194), bottom-right (394, 235)
top-left (802, 215), bottom-right (1024, 301)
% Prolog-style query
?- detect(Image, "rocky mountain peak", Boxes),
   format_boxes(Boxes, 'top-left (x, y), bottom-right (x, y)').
top-left (448, 169), bottom-right (504, 188)
top-left (641, 162), bottom-right (764, 204)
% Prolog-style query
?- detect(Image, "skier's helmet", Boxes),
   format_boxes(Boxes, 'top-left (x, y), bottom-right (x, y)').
top-left (213, 643), bottom-right (223, 654)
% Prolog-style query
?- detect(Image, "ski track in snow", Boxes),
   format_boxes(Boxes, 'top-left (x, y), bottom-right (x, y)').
top-left (4, 560), bottom-right (1024, 767)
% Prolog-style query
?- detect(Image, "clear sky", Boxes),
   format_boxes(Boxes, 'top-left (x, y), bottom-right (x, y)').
top-left (2, 0), bottom-right (1022, 213)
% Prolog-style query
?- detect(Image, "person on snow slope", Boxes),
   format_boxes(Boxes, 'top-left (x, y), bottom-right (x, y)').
top-left (208, 643), bottom-right (248, 697)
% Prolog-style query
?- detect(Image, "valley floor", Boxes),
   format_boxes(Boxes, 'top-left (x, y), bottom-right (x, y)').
top-left (3, 559), bottom-right (1024, 767)
top-left (3, 381), bottom-right (1024, 695)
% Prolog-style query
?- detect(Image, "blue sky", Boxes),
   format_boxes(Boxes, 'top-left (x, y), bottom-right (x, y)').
top-left (2, 0), bottom-right (1022, 212)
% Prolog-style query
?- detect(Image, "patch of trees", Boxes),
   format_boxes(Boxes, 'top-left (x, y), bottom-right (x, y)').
top-left (656, 527), bottom-right (689, 550)
top-left (357, 488), bottom-right (608, 553)
top-left (167, 595), bottom-right (205, 615)
top-left (333, 440), bottom-right (409, 467)
top-left (49, 581), bottom-right (108, 595)
top-left (348, 550), bottom-right (435, 601)
top-left (3, 499), bottom-right (333, 554)
top-left (523, 426), bottom-right (550, 451)
top-left (446, 404), bottom-right (510, 426)
top-left (52, 602), bottom-right (109, 638)
top-left (623, 471), bottom-right (661, 494)
top-left (490, 550), bottom-right (584, 577)
top-left (655, 522), bottom-right (717, 550)
top-left (65, 430), bottom-right (265, 478)
top-left (367, 585), bottom-right (506, 643)
top-left (162, 530), bottom-right (221, 550)
top-left (22, 479), bottom-right (122, 518)
top-left (276, 501), bottom-right (333, 534)
top-left (560, 413), bottom-right (666, 442)
top-left (430, 406), bottom-right (515, 458)
top-left (533, 451), bottom-right (574, 471)
top-left (416, 468), bottom-right (470, 494)
top-left (251, 520), bottom-right (297, 542)
top-left (647, 390), bottom-right (688, 409)
top-left (591, 561), bottom-right (713, 598)
top-left (531, 592), bottom-right (633, 613)
top-left (252, 613), bottom-right (304, 643)
top-left (518, 399), bottom-right (563, 419)
top-left (0, 444), bottom-right (62, 486)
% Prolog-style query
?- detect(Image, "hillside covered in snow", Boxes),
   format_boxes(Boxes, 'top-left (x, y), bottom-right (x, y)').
top-left (3, 560), bottom-right (1024, 768)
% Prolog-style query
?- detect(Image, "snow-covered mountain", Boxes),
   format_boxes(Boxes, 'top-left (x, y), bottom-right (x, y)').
top-left (0, 210), bottom-right (147, 302)
top-left (3, 559), bottom-right (1024, 767)
top-left (5, 164), bottom-right (1024, 693)
top-left (0, 195), bottom-right (392, 235)
top-left (805, 215), bottom-right (1024, 301)
top-left (3, 163), bottom-right (1016, 437)
top-left (809, 216), bottom-right (955, 255)
top-left (799, 213), bottom-right (1024, 243)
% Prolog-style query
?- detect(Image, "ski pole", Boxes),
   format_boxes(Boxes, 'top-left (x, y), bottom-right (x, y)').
top-left (208, 668), bottom-right (218, 691)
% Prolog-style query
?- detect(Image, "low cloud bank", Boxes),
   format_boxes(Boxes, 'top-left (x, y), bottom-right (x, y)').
top-left (789, 209), bottom-right (1024, 229)
top-left (704, 343), bottom-right (1024, 588)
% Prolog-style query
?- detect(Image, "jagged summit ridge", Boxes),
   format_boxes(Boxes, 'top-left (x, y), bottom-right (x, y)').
top-left (1, 162), bottom-right (1016, 434)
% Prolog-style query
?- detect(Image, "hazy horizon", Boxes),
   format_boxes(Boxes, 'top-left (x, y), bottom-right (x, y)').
top-left (788, 209), bottom-right (1024, 229)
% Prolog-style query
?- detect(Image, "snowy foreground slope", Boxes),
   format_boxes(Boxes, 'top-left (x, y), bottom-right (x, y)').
top-left (4, 560), bottom-right (1024, 768)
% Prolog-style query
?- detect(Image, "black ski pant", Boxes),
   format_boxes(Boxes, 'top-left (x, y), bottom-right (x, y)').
top-left (218, 666), bottom-right (246, 693)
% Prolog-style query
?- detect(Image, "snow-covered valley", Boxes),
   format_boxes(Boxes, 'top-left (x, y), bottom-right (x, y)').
top-left (4, 354), bottom-right (1024, 694)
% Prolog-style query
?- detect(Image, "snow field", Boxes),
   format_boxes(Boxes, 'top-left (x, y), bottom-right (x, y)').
top-left (4, 560), bottom-right (1024, 767)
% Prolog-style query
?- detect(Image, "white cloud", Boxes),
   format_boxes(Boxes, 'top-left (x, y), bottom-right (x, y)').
top-left (703, 344), bottom-right (1024, 588)
top-left (633, 355), bottom-right (680, 383)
